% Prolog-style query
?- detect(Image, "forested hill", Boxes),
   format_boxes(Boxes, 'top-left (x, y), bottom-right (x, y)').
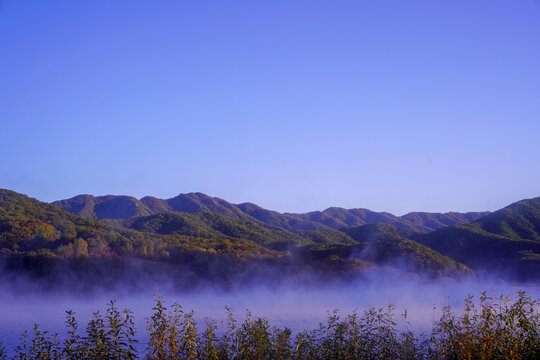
top-left (53, 192), bottom-right (489, 232)
top-left (4, 188), bottom-right (540, 288)
top-left (411, 197), bottom-right (540, 281)
top-left (0, 189), bottom-right (474, 291)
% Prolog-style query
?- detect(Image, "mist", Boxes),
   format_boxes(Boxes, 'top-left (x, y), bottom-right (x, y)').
top-left (1, 266), bottom-right (539, 356)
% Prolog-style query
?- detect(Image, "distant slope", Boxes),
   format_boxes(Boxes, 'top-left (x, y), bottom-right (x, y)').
top-left (474, 198), bottom-right (540, 241)
top-left (412, 197), bottom-right (540, 281)
top-left (288, 208), bottom-right (487, 232)
top-left (401, 211), bottom-right (490, 231)
top-left (125, 211), bottom-right (472, 279)
top-left (299, 223), bottom-right (473, 279)
top-left (54, 193), bottom-right (488, 232)
top-left (52, 195), bottom-right (153, 220)
top-left (125, 211), bottom-right (355, 248)
top-left (236, 202), bottom-right (332, 231)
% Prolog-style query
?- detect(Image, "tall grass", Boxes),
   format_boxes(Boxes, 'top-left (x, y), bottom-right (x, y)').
top-left (1, 291), bottom-right (539, 359)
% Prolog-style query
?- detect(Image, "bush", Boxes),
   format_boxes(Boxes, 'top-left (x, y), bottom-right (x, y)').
top-left (1, 291), bottom-right (539, 359)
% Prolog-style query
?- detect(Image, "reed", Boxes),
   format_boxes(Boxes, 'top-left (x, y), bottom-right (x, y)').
top-left (1, 291), bottom-right (539, 359)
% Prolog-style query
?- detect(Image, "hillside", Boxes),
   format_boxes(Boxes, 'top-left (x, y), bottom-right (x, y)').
top-left (124, 210), bottom-right (470, 278)
top-left (124, 211), bottom-right (356, 248)
top-left (474, 197), bottom-right (540, 241)
top-left (13, 188), bottom-right (540, 286)
top-left (52, 194), bottom-right (153, 220)
top-left (401, 211), bottom-right (491, 231)
top-left (0, 189), bottom-right (287, 290)
top-left (412, 197), bottom-right (540, 281)
top-left (341, 223), bottom-right (473, 278)
top-left (0, 189), bottom-right (474, 290)
top-left (54, 192), bottom-right (489, 232)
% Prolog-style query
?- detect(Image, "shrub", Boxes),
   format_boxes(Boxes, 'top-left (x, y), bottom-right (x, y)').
top-left (2, 291), bottom-right (539, 359)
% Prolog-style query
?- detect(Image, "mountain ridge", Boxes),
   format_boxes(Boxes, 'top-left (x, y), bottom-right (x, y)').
top-left (0, 188), bottom-right (475, 288)
top-left (411, 196), bottom-right (540, 281)
top-left (53, 192), bottom-right (489, 233)
top-left (5, 188), bottom-right (540, 283)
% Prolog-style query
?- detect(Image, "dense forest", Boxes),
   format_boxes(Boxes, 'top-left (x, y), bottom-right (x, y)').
top-left (1, 189), bottom-right (540, 291)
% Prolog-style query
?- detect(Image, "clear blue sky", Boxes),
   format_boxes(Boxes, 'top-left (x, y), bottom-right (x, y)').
top-left (1, 0), bottom-right (539, 215)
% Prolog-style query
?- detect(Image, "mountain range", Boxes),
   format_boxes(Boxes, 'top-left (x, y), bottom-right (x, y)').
top-left (1, 188), bottom-right (539, 291)
top-left (52, 192), bottom-right (489, 233)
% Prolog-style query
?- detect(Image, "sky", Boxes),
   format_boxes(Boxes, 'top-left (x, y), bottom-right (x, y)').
top-left (1, 0), bottom-right (539, 215)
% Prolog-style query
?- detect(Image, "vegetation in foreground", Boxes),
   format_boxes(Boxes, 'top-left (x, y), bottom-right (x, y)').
top-left (1, 291), bottom-right (539, 359)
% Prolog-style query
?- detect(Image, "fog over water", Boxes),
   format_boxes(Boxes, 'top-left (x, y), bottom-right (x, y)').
top-left (1, 275), bottom-right (539, 355)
